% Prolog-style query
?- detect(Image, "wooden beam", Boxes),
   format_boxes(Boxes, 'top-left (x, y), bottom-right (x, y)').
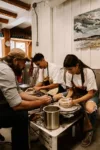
top-left (1, 0), bottom-right (31, 11)
top-left (0, 18), bottom-right (8, 24)
top-left (0, 8), bottom-right (17, 18)
top-left (25, 26), bottom-right (31, 30)
top-left (2, 28), bottom-right (10, 56)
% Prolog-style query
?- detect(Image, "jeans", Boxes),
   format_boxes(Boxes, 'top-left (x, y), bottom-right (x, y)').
top-left (0, 104), bottom-right (29, 150)
top-left (88, 91), bottom-right (99, 105)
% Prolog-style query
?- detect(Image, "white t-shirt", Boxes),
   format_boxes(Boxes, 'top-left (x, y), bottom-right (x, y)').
top-left (38, 62), bottom-right (65, 87)
top-left (66, 68), bottom-right (97, 91)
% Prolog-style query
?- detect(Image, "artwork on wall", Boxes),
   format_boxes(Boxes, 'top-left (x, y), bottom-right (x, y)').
top-left (74, 8), bottom-right (100, 49)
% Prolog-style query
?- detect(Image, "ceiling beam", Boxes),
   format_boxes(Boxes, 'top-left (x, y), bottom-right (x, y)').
top-left (0, 8), bottom-right (17, 18)
top-left (0, 18), bottom-right (9, 24)
top-left (1, 0), bottom-right (31, 11)
top-left (25, 26), bottom-right (31, 30)
top-left (1, 10), bottom-right (32, 29)
top-left (24, 26), bottom-right (31, 34)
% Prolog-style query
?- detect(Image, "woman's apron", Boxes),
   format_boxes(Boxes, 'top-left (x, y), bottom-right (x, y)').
top-left (71, 76), bottom-right (93, 132)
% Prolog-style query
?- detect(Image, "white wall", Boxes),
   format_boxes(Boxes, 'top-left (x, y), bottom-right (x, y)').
top-left (32, 2), bottom-right (53, 61)
top-left (32, 0), bottom-right (100, 68)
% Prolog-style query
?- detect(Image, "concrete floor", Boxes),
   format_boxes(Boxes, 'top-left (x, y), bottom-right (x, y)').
top-left (0, 110), bottom-right (100, 150)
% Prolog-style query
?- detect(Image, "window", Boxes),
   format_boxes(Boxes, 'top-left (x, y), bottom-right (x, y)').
top-left (10, 39), bottom-right (32, 58)
top-left (10, 41), bottom-right (14, 49)
top-left (11, 40), bottom-right (25, 52)
top-left (16, 42), bottom-right (25, 51)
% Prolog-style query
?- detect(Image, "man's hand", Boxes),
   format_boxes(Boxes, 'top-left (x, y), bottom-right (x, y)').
top-left (40, 95), bottom-right (51, 105)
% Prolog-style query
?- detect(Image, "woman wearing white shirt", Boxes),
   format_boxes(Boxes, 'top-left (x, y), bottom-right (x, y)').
top-left (63, 54), bottom-right (99, 147)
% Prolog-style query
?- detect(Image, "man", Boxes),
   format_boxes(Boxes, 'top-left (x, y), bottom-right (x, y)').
top-left (32, 53), bottom-right (66, 94)
top-left (0, 48), bottom-right (51, 150)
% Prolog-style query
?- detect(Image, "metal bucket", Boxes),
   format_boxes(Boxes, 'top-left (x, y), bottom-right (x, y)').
top-left (19, 84), bottom-right (30, 91)
top-left (43, 105), bottom-right (60, 130)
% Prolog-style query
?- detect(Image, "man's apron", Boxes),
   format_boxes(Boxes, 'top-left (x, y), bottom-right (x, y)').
top-left (42, 65), bottom-right (65, 94)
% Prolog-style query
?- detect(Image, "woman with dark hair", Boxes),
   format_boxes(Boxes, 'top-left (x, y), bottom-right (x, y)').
top-left (63, 54), bottom-right (98, 147)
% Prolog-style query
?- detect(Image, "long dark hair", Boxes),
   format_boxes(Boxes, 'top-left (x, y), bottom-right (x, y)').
top-left (63, 54), bottom-right (94, 85)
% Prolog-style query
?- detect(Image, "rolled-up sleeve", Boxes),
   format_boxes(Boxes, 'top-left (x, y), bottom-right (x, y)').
top-left (0, 68), bottom-right (22, 107)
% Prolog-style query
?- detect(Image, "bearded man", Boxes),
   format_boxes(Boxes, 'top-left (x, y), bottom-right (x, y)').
top-left (0, 48), bottom-right (51, 150)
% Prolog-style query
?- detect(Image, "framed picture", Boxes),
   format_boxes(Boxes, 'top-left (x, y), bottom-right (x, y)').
top-left (74, 8), bottom-right (100, 49)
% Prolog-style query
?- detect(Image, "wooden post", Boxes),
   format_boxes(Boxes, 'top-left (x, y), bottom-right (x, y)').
top-left (26, 41), bottom-right (32, 58)
top-left (2, 28), bottom-right (10, 56)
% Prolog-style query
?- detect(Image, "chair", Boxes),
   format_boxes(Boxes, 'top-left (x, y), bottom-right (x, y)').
top-left (93, 69), bottom-right (100, 117)
top-left (0, 128), bottom-right (11, 145)
top-left (0, 132), bottom-right (5, 141)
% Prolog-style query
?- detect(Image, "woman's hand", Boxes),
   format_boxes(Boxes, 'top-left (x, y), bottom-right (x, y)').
top-left (68, 99), bottom-right (74, 107)
top-left (53, 93), bottom-right (64, 101)
top-left (68, 99), bottom-right (77, 106)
